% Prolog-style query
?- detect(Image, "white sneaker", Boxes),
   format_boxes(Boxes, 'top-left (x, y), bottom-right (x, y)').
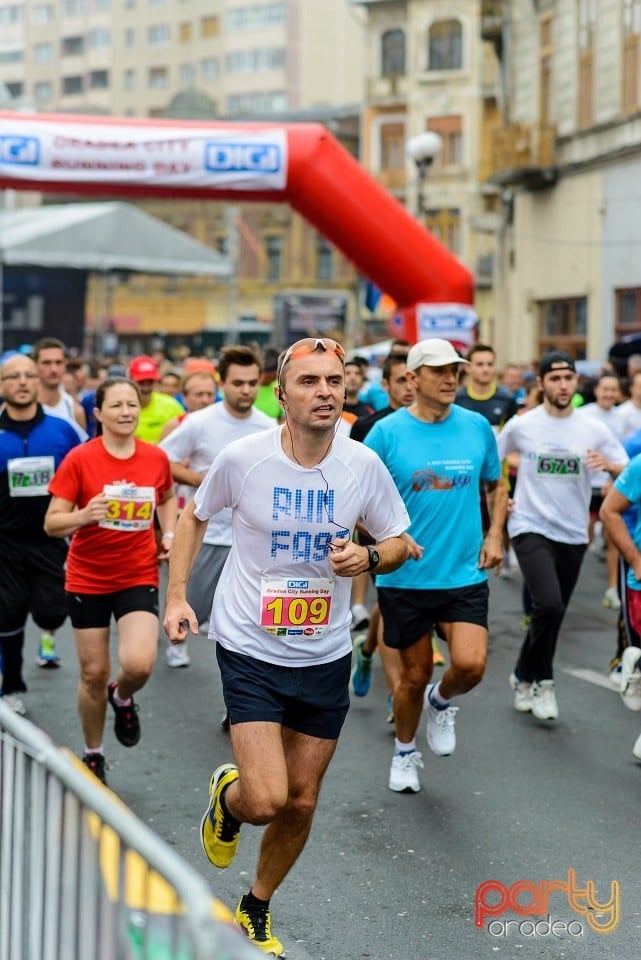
top-left (609, 661), bottom-right (623, 690)
top-left (620, 646), bottom-right (641, 711)
top-left (424, 684), bottom-right (458, 756)
top-left (350, 603), bottom-right (370, 631)
top-left (388, 750), bottom-right (424, 793)
top-left (632, 730), bottom-right (641, 761)
top-left (509, 673), bottom-right (533, 712)
top-left (531, 681), bottom-right (558, 720)
top-left (603, 587), bottom-right (621, 610)
top-left (166, 643), bottom-right (191, 668)
top-left (2, 693), bottom-right (26, 715)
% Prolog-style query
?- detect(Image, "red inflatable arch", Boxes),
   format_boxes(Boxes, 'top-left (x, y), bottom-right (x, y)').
top-left (0, 112), bottom-right (475, 343)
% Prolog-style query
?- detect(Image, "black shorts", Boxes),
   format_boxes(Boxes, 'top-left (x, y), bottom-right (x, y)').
top-left (378, 582), bottom-right (490, 649)
top-left (216, 644), bottom-right (351, 740)
top-left (590, 491), bottom-right (604, 519)
top-left (66, 585), bottom-right (159, 629)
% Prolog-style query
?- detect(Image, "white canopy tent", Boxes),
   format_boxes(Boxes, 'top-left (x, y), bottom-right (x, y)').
top-left (0, 201), bottom-right (233, 354)
top-left (0, 200), bottom-right (231, 275)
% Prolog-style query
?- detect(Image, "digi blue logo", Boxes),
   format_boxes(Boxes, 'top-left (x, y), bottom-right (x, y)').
top-left (288, 580), bottom-right (309, 589)
top-left (205, 141), bottom-right (281, 174)
top-left (0, 136), bottom-right (40, 166)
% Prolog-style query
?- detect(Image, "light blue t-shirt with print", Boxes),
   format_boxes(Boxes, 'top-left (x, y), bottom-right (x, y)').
top-left (365, 405), bottom-right (501, 590)
top-left (614, 455), bottom-right (641, 591)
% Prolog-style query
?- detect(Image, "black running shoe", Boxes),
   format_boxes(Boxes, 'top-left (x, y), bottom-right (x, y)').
top-left (107, 682), bottom-right (141, 747)
top-left (82, 752), bottom-right (107, 785)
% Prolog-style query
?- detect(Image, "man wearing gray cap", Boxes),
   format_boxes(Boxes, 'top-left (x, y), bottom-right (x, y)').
top-left (365, 338), bottom-right (507, 793)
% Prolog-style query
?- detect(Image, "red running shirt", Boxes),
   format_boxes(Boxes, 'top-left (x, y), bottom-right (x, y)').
top-left (49, 437), bottom-right (173, 593)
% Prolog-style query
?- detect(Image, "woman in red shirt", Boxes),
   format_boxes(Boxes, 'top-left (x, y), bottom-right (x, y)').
top-left (45, 377), bottom-right (176, 784)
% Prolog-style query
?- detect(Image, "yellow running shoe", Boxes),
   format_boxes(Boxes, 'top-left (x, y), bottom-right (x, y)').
top-left (235, 894), bottom-right (284, 957)
top-left (200, 763), bottom-right (240, 868)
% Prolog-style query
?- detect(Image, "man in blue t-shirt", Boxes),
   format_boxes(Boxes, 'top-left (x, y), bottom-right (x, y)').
top-left (365, 338), bottom-right (507, 794)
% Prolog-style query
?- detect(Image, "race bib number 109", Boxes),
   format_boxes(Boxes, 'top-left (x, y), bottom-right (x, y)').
top-left (260, 578), bottom-right (334, 639)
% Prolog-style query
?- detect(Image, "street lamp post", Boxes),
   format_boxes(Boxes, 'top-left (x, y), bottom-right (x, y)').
top-left (405, 131), bottom-right (442, 218)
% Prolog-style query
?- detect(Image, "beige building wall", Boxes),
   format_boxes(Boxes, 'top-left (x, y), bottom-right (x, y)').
top-left (359, 0), bottom-right (501, 342)
top-left (0, 0), bottom-right (364, 117)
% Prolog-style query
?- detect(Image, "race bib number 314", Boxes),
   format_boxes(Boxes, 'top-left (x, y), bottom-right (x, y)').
top-left (100, 484), bottom-right (156, 531)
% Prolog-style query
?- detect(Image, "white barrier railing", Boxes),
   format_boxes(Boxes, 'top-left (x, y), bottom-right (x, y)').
top-left (0, 702), bottom-right (261, 960)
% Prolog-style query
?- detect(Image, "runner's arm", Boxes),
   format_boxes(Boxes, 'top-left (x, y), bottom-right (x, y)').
top-left (163, 499), bottom-right (208, 640)
top-left (44, 493), bottom-right (108, 537)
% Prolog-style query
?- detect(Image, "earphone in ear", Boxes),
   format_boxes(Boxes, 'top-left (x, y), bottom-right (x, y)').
top-left (343, 392), bottom-right (348, 404)
top-left (278, 387), bottom-right (286, 404)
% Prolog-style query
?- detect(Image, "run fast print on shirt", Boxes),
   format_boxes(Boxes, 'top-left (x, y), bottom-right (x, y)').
top-left (270, 484), bottom-right (349, 563)
top-left (411, 458), bottom-right (475, 492)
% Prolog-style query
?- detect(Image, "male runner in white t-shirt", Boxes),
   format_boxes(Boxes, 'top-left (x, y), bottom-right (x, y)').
top-left (160, 346), bottom-right (273, 667)
top-left (164, 337), bottom-right (409, 957)
top-left (498, 351), bottom-right (628, 722)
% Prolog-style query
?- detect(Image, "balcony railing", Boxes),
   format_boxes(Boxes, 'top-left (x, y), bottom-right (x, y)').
top-left (488, 122), bottom-right (557, 187)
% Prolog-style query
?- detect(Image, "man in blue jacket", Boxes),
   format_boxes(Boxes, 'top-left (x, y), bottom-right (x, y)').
top-left (0, 353), bottom-right (80, 714)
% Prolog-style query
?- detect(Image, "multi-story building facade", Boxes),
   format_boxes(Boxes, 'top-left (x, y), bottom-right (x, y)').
top-left (484, 0), bottom-right (641, 365)
top-left (356, 0), bottom-right (502, 342)
top-left (0, 1), bottom-right (366, 353)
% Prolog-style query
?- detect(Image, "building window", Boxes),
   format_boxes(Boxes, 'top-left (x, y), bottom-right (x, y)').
top-left (33, 42), bottom-right (54, 62)
top-left (623, 0), bottom-right (641, 112)
top-left (225, 47), bottom-right (286, 74)
top-left (538, 297), bottom-right (587, 358)
top-left (201, 57), bottom-right (220, 81)
top-left (87, 27), bottom-right (110, 49)
top-left (31, 3), bottom-right (54, 25)
top-left (316, 235), bottom-right (334, 282)
top-left (427, 115), bottom-right (463, 166)
top-left (179, 63), bottom-right (195, 87)
top-left (265, 235), bottom-right (282, 281)
top-left (0, 5), bottom-right (25, 25)
top-left (6, 81), bottom-right (23, 97)
top-left (577, 0), bottom-right (595, 127)
top-left (89, 69), bottom-right (109, 88)
top-left (539, 12), bottom-right (553, 126)
top-left (0, 47), bottom-right (23, 64)
top-left (225, 3), bottom-right (286, 32)
top-left (62, 35), bottom-right (84, 56)
top-left (616, 288), bottom-right (641, 336)
top-left (225, 90), bottom-right (286, 114)
top-left (425, 208), bottom-right (461, 255)
top-left (91, 0), bottom-right (110, 10)
top-left (124, 68), bottom-right (135, 90)
top-left (428, 19), bottom-right (462, 71)
top-left (124, 28), bottom-right (135, 47)
top-left (380, 122), bottom-right (405, 171)
top-left (34, 80), bottom-right (53, 101)
top-left (148, 66), bottom-right (169, 89)
top-left (381, 28), bottom-right (405, 77)
top-left (179, 21), bottom-right (191, 42)
top-left (200, 15), bottom-right (219, 37)
top-left (61, 0), bottom-right (83, 15)
top-left (148, 24), bottom-right (170, 46)
top-left (62, 75), bottom-right (83, 94)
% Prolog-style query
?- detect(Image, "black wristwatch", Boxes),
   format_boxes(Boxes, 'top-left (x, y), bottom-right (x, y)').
top-left (366, 546), bottom-right (380, 571)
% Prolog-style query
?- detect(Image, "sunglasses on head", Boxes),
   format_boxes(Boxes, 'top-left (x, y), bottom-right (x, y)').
top-left (282, 338), bottom-right (346, 364)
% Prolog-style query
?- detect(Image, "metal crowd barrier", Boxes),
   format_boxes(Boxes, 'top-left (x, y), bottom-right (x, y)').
top-left (0, 702), bottom-right (261, 960)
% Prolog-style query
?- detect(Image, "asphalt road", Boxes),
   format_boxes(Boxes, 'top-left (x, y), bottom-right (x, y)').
top-left (17, 551), bottom-right (641, 960)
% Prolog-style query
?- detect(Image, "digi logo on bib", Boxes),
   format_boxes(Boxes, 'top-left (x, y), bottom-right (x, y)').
top-left (0, 136), bottom-right (40, 166)
top-left (205, 142), bottom-right (281, 173)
